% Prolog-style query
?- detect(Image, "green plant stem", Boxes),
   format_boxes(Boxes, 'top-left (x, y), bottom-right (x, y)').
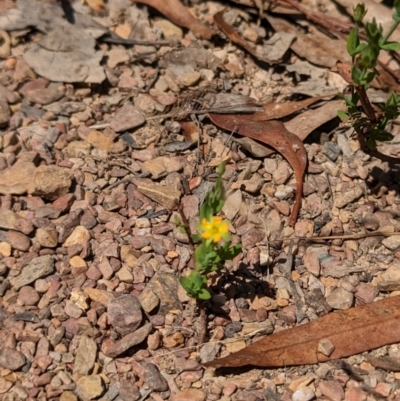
top-left (382, 19), bottom-right (400, 44)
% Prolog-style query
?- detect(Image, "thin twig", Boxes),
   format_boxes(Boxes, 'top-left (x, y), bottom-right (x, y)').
top-left (175, 200), bottom-right (196, 249)
top-left (198, 305), bottom-right (207, 345)
top-left (144, 326), bottom-right (272, 361)
top-left (88, 122), bottom-right (110, 130)
top-left (270, 230), bottom-right (400, 243)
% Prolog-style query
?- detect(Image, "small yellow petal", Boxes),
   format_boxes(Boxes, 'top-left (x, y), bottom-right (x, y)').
top-left (213, 233), bottom-right (221, 243)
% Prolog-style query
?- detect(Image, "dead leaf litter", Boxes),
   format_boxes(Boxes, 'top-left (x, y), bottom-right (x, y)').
top-left (0, 0), bottom-right (400, 400)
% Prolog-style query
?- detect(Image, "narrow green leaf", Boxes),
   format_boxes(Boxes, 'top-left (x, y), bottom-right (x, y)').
top-left (337, 110), bottom-right (350, 121)
top-left (179, 276), bottom-right (192, 289)
top-left (197, 288), bottom-right (211, 300)
top-left (353, 3), bottom-right (367, 23)
top-left (191, 234), bottom-right (202, 243)
top-left (394, 12), bottom-right (400, 23)
top-left (394, 0), bottom-right (400, 20)
top-left (371, 130), bottom-right (394, 141)
top-left (216, 162), bottom-right (226, 176)
top-left (380, 41), bottom-right (400, 51)
top-left (354, 43), bottom-right (368, 54)
top-left (367, 138), bottom-right (377, 150)
top-left (192, 272), bottom-right (207, 288)
top-left (217, 243), bottom-right (242, 260)
top-left (351, 66), bottom-right (363, 85)
top-left (347, 27), bottom-right (360, 55)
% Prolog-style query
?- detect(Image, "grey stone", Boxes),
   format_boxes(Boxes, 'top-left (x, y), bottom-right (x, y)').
top-left (107, 294), bottom-right (142, 335)
top-left (0, 348), bottom-right (26, 370)
top-left (11, 255), bottom-right (54, 290)
top-left (326, 287), bottom-right (354, 310)
top-left (102, 322), bottom-right (152, 358)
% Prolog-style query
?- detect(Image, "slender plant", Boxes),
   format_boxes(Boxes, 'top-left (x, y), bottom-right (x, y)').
top-left (338, 1), bottom-right (400, 161)
top-left (179, 163), bottom-right (242, 300)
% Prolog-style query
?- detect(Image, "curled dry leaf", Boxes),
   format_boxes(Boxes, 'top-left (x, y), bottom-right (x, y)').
top-left (334, 60), bottom-right (354, 85)
top-left (208, 113), bottom-right (307, 226)
top-left (203, 296), bottom-right (400, 368)
top-left (132, 0), bottom-right (215, 39)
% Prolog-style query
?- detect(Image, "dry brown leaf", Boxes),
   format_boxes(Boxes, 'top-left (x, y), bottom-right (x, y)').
top-left (253, 94), bottom-right (337, 121)
top-left (284, 100), bottom-right (345, 141)
top-left (132, 0), bottom-right (215, 39)
top-left (266, 15), bottom-right (350, 68)
top-left (208, 113), bottom-right (307, 225)
top-left (334, 60), bottom-right (354, 85)
top-left (203, 296), bottom-right (400, 368)
top-left (180, 121), bottom-right (199, 143)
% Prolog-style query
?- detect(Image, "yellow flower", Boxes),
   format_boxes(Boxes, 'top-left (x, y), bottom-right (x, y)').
top-left (199, 216), bottom-right (229, 243)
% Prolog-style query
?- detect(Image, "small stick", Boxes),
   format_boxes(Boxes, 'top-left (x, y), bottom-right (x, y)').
top-left (198, 306), bottom-right (207, 345)
top-left (270, 230), bottom-right (400, 243)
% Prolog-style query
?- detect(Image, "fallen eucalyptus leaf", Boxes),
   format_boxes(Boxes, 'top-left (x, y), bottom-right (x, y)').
top-left (203, 296), bottom-right (400, 368)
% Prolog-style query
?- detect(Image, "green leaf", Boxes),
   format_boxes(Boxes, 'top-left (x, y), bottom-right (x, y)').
top-left (353, 43), bottom-right (368, 54)
top-left (191, 272), bottom-right (207, 289)
top-left (353, 3), bottom-right (367, 23)
top-left (386, 91), bottom-right (398, 107)
top-left (367, 138), bottom-right (377, 150)
top-left (341, 94), bottom-right (356, 109)
top-left (197, 288), bottom-right (211, 300)
top-left (371, 129), bottom-right (394, 142)
top-left (191, 234), bottom-right (202, 243)
top-left (359, 45), bottom-right (379, 69)
top-left (195, 243), bottom-right (220, 272)
top-left (394, 0), bottom-right (400, 19)
top-left (366, 19), bottom-right (383, 42)
top-left (351, 66), bottom-right (363, 84)
top-left (394, 12), bottom-right (400, 23)
top-left (217, 243), bottom-right (242, 261)
top-left (380, 41), bottom-right (400, 51)
top-left (179, 276), bottom-right (192, 290)
top-left (216, 162), bottom-right (226, 176)
top-left (199, 202), bottom-right (213, 222)
top-left (347, 27), bottom-right (360, 55)
top-left (337, 110), bottom-right (350, 121)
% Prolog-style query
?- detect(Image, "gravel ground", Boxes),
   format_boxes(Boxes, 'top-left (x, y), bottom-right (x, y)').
top-left (0, 0), bottom-right (400, 400)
